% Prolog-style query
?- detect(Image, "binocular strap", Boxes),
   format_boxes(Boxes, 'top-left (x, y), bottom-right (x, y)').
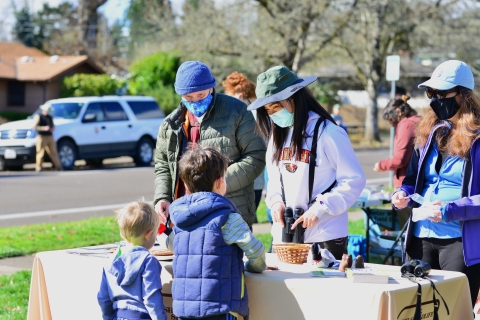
top-left (402, 274), bottom-right (449, 320)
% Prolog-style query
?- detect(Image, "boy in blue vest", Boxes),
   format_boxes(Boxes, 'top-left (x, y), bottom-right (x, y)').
top-left (97, 200), bottom-right (167, 320)
top-left (166, 145), bottom-right (266, 320)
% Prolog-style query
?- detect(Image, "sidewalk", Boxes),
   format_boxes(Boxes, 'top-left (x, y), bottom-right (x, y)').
top-left (0, 210), bottom-right (365, 277)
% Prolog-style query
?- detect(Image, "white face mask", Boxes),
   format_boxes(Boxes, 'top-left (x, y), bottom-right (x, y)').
top-left (269, 107), bottom-right (294, 127)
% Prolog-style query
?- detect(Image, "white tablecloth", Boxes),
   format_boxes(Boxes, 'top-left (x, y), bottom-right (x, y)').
top-left (28, 250), bottom-right (473, 320)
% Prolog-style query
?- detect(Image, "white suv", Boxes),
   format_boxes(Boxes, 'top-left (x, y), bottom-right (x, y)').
top-left (0, 96), bottom-right (165, 170)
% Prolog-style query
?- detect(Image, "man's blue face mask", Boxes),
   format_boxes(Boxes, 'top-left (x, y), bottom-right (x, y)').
top-left (182, 94), bottom-right (213, 117)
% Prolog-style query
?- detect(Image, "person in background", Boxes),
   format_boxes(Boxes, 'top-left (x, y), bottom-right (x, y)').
top-left (222, 71), bottom-right (265, 223)
top-left (330, 104), bottom-right (348, 133)
top-left (97, 200), bottom-right (167, 320)
top-left (392, 60), bottom-right (480, 310)
top-left (33, 103), bottom-right (62, 172)
top-left (166, 144), bottom-right (266, 320)
top-left (249, 66), bottom-right (366, 260)
top-left (374, 96), bottom-right (421, 228)
top-left (154, 61), bottom-right (266, 229)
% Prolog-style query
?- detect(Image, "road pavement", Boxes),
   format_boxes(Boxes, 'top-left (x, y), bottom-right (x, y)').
top-left (0, 149), bottom-right (390, 227)
top-left (0, 149), bottom-right (388, 276)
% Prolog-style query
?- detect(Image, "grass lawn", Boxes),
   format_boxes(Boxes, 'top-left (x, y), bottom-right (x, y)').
top-left (0, 271), bottom-right (31, 320)
top-left (0, 202), bottom-right (368, 320)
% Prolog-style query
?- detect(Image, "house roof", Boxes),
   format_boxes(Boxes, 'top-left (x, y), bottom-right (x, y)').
top-left (15, 56), bottom-right (102, 81)
top-left (0, 42), bottom-right (102, 81)
top-left (0, 42), bottom-right (48, 79)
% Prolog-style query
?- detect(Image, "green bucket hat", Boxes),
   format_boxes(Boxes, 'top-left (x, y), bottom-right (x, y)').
top-left (247, 66), bottom-right (317, 110)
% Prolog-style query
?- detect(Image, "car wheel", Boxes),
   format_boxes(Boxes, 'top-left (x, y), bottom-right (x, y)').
top-left (57, 140), bottom-right (77, 170)
top-left (85, 158), bottom-right (104, 167)
top-left (134, 137), bottom-right (154, 166)
top-left (0, 157), bottom-right (5, 171)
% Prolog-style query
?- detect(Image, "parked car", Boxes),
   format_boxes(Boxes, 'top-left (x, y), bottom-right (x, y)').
top-left (0, 96), bottom-right (165, 171)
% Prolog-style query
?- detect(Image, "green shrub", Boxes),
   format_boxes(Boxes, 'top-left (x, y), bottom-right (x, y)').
top-left (0, 111), bottom-right (31, 122)
top-left (142, 84), bottom-right (180, 116)
top-left (61, 74), bottom-right (127, 97)
top-left (309, 82), bottom-right (340, 110)
top-left (128, 52), bottom-right (180, 94)
top-left (128, 52), bottom-right (180, 115)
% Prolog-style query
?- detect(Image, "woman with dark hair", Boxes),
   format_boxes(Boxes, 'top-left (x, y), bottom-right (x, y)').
top-left (374, 95), bottom-right (421, 188)
top-left (392, 60), bottom-right (480, 310)
top-left (248, 66), bottom-right (366, 259)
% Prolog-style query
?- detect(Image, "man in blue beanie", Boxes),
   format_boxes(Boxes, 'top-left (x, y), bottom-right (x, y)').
top-left (153, 61), bottom-right (266, 228)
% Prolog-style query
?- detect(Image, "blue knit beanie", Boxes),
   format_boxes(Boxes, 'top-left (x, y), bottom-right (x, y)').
top-left (174, 61), bottom-right (216, 95)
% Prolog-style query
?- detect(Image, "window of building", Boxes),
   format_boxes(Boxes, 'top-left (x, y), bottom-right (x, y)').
top-left (7, 81), bottom-right (26, 106)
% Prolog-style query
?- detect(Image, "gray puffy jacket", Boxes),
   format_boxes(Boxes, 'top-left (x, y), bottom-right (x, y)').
top-left (154, 90), bottom-right (266, 226)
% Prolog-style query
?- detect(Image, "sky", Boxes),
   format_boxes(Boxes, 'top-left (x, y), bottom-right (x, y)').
top-left (0, 0), bottom-right (185, 40)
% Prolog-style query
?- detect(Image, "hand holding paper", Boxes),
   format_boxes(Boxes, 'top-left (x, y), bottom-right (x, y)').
top-left (412, 201), bottom-right (442, 222)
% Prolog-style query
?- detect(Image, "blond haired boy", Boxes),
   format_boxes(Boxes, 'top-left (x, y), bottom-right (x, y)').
top-left (97, 200), bottom-right (167, 320)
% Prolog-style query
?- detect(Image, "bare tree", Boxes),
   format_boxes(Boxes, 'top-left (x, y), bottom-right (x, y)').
top-left (334, 0), bottom-right (460, 142)
top-left (77, 0), bottom-right (108, 52)
top-left (253, 0), bottom-right (358, 72)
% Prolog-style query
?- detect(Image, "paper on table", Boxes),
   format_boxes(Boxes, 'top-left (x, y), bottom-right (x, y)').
top-left (66, 248), bottom-right (113, 257)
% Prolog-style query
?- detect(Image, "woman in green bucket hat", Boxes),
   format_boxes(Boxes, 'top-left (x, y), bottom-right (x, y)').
top-left (248, 66), bottom-right (366, 260)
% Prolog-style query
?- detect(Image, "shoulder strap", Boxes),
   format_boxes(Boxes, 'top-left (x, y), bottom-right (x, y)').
top-left (462, 154), bottom-right (472, 197)
top-left (309, 118), bottom-right (323, 204)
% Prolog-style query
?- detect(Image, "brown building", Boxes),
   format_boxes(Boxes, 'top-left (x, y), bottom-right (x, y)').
top-left (0, 42), bottom-right (103, 114)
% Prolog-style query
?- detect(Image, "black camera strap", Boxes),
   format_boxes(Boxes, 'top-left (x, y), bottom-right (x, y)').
top-left (401, 274), bottom-right (449, 320)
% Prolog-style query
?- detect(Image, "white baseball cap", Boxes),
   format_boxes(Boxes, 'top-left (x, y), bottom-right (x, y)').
top-left (40, 103), bottom-right (51, 111)
top-left (418, 60), bottom-right (474, 90)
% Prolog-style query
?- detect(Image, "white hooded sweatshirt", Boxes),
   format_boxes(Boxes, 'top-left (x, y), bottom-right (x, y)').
top-left (266, 111), bottom-right (366, 243)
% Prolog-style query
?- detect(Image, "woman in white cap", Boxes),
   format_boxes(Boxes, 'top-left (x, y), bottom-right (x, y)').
top-left (248, 65), bottom-right (366, 259)
top-left (392, 60), bottom-right (480, 310)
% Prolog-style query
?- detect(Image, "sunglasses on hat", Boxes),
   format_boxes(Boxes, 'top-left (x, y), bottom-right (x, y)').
top-left (425, 87), bottom-right (458, 99)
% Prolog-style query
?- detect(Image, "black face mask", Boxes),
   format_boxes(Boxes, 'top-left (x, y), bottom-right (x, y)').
top-left (430, 96), bottom-right (460, 120)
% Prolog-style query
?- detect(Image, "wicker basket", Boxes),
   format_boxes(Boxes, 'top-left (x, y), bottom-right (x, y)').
top-left (273, 243), bottom-right (311, 264)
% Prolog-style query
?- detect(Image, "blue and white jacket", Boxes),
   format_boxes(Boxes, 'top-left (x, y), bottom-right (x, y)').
top-left (398, 121), bottom-right (480, 266)
top-left (170, 192), bottom-right (249, 318)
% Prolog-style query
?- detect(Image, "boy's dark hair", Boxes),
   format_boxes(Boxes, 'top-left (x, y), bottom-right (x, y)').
top-left (178, 144), bottom-right (230, 193)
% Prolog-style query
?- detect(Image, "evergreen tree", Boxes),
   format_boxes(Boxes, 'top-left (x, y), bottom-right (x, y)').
top-left (13, 6), bottom-right (44, 49)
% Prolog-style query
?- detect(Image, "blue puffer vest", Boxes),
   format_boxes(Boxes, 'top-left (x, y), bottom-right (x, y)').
top-left (170, 192), bottom-right (249, 318)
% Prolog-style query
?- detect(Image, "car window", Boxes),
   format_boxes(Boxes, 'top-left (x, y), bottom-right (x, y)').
top-left (83, 103), bottom-right (105, 122)
top-left (51, 103), bottom-right (84, 119)
top-left (103, 102), bottom-right (128, 121)
top-left (126, 101), bottom-right (165, 119)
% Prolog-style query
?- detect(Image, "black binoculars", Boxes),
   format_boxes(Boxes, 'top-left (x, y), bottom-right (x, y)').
top-left (282, 207), bottom-right (306, 244)
top-left (401, 259), bottom-right (431, 278)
